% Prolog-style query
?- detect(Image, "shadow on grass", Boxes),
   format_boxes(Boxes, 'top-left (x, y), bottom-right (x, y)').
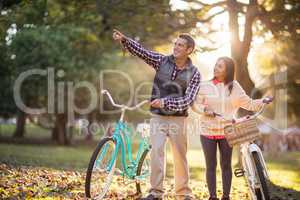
top-left (269, 181), bottom-right (300, 200)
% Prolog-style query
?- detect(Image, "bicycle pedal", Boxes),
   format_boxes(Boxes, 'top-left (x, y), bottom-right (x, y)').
top-left (234, 168), bottom-right (245, 177)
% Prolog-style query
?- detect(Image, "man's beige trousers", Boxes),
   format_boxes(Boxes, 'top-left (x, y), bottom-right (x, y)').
top-left (149, 114), bottom-right (192, 199)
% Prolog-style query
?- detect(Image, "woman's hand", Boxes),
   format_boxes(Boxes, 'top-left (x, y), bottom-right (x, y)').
top-left (262, 96), bottom-right (273, 104)
top-left (204, 106), bottom-right (215, 117)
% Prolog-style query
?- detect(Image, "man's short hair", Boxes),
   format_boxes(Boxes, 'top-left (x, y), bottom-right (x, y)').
top-left (178, 33), bottom-right (195, 51)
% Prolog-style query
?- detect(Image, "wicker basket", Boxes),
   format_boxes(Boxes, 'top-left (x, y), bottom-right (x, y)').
top-left (224, 118), bottom-right (261, 147)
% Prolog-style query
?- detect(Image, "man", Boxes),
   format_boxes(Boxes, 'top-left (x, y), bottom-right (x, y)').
top-left (113, 29), bottom-right (201, 200)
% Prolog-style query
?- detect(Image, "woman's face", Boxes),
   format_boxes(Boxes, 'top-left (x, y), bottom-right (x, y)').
top-left (214, 59), bottom-right (226, 81)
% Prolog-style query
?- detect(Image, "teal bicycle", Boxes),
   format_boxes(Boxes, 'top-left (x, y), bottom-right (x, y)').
top-left (85, 90), bottom-right (151, 199)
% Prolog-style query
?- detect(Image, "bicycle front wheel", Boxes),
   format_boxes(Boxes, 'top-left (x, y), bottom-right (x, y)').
top-left (85, 137), bottom-right (117, 199)
top-left (136, 148), bottom-right (151, 196)
top-left (252, 152), bottom-right (270, 200)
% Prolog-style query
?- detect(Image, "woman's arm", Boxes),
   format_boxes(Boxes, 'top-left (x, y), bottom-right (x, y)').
top-left (233, 81), bottom-right (264, 112)
top-left (191, 99), bottom-right (206, 114)
top-left (190, 93), bottom-right (215, 117)
top-left (191, 82), bottom-right (216, 116)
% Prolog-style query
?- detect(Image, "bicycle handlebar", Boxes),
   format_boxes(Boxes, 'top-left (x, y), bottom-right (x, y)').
top-left (214, 101), bottom-right (270, 123)
top-left (101, 90), bottom-right (149, 110)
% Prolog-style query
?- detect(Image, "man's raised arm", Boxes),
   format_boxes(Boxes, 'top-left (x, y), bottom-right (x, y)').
top-left (112, 29), bottom-right (164, 71)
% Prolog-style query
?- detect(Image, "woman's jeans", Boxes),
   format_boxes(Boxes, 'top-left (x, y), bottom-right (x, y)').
top-left (200, 135), bottom-right (233, 197)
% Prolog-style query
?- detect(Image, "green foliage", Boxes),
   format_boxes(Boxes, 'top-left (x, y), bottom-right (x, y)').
top-left (8, 25), bottom-right (103, 111)
top-left (0, 36), bottom-right (16, 118)
top-left (256, 0), bottom-right (300, 39)
top-left (0, 0), bottom-right (199, 120)
top-left (96, 0), bottom-right (197, 46)
top-left (10, 25), bottom-right (102, 75)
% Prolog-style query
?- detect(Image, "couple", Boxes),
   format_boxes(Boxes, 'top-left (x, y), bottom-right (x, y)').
top-left (113, 30), bottom-right (268, 200)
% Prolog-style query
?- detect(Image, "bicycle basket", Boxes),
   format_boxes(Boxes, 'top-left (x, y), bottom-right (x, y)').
top-left (224, 118), bottom-right (261, 147)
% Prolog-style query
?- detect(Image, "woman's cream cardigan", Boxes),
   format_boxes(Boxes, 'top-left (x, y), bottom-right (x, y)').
top-left (191, 80), bottom-right (264, 136)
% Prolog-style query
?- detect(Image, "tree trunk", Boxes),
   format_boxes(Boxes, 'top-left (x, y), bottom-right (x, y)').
top-left (235, 59), bottom-right (255, 96)
top-left (52, 113), bottom-right (69, 145)
top-left (228, 0), bottom-right (256, 96)
top-left (85, 112), bottom-right (94, 141)
top-left (228, 0), bottom-right (259, 167)
top-left (13, 110), bottom-right (26, 138)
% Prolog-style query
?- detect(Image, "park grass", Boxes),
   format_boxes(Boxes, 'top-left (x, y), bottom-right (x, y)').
top-left (266, 152), bottom-right (300, 191)
top-left (0, 124), bottom-right (52, 139)
top-left (0, 143), bottom-right (91, 170)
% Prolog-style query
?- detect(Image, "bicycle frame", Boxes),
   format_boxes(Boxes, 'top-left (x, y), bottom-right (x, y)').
top-left (215, 102), bottom-right (272, 200)
top-left (112, 121), bottom-right (150, 179)
top-left (97, 90), bottom-right (150, 179)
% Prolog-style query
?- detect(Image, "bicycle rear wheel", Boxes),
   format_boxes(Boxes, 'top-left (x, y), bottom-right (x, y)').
top-left (85, 137), bottom-right (116, 199)
top-left (136, 148), bottom-right (151, 196)
top-left (252, 152), bottom-right (270, 200)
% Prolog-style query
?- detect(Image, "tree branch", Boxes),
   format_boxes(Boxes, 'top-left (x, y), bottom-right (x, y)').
top-left (196, 9), bottom-right (226, 23)
top-left (236, 2), bottom-right (248, 7)
top-left (187, 0), bottom-right (247, 12)
top-left (194, 46), bottom-right (219, 53)
top-left (186, 0), bottom-right (226, 8)
top-left (257, 6), bottom-right (286, 35)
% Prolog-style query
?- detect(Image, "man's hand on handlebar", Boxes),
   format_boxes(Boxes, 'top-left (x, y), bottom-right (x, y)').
top-left (150, 99), bottom-right (163, 108)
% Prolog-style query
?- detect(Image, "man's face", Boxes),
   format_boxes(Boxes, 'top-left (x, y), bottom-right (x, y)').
top-left (173, 38), bottom-right (192, 59)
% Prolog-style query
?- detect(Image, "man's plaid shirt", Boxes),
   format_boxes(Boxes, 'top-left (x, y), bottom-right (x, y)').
top-left (121, 37), bottom-right (201, 112)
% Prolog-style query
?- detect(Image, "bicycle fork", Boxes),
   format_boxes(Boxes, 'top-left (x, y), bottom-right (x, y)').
top-left (247, 143), bottom-right (269, 179)
top-left (237, 143), bottom-right (269, 193)
top-left (234, 144), bottom-right (269, 178)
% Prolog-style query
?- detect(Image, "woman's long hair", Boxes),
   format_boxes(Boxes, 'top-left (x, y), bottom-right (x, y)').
top-left (214, 56), bottom-right (235, 95)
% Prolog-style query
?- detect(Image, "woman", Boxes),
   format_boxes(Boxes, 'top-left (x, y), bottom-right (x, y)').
top-left (192, 57), bottom-right (271, 200)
